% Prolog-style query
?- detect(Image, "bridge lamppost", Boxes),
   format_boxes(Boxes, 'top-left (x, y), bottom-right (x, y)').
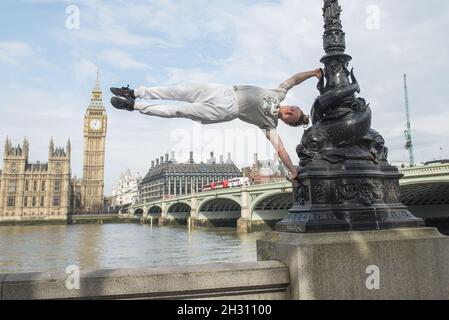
top-left (276, 0), bottom-right (424, 233)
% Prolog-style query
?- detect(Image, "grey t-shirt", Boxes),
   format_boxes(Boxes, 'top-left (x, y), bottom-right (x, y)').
top-left (234, 85), bottom-right (287, 130)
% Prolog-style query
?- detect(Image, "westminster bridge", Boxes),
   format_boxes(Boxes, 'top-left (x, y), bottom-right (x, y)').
top-left (129, 162), bottom-right (449, 233)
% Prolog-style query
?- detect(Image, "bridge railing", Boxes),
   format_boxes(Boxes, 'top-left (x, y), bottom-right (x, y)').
top-left (400, 164), bottom-right (449, 178)
top-left (130, 181), bottom-right (293, 212)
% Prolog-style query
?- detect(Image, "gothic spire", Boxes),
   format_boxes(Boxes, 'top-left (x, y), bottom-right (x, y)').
top-left (89, 69), bottom-right (105, 109)
top-left (94, 69), bottom-right (101, 92)
top-left (67, 138), bottom-right (71, 157)
top-left (4, 136), bottom-right (10, 155)
top-left (49, 137), bottom-right (54, 157)
top-left (23, 137), bottom-right (29, 156)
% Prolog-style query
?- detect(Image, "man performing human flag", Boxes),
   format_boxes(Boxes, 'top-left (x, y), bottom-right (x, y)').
top-left (110, 69), bottom-right (323, 181)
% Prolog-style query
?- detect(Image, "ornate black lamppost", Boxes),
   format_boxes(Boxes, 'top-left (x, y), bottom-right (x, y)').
top-left (276, 0), bottom-right (424, 233)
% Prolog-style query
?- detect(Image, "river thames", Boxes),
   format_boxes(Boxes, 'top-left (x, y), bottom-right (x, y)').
top-left (0, 224), bottom-right (261, 274)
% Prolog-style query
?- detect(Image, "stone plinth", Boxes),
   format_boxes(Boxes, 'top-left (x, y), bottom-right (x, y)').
top-left (257, 228), bottom-right (449, 300)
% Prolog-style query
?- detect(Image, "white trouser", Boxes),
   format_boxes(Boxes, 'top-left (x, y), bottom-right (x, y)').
top-left (134, 84), bottom-right (239, 124)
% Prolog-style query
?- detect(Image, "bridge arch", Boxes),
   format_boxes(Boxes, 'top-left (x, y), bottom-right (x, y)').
top-left (198, 197), bottom-right (242, 227)
top-left (167, 202), bottom-right (192, 213)
top-left (401, 182), bottom-right (449, 206)
top-left (165, 202), bottom-right (192, 225)
top-left (148, 206), bottom-right (162, 217)
top-left (398, 164), bottom-right (449, 234)
top-left (250, 192), bottom-right (293, 229)
top-left (133, 208), bottom-right (144, 217)
top-left (401, 181), bottom-right (449, 220)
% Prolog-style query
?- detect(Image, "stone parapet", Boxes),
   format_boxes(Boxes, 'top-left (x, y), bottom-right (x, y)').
top-left (0, 261), bottom-right (289, 300)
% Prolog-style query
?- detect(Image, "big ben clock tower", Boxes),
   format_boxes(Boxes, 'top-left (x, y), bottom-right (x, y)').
top-left (82, 71), bottom-right (107, 214)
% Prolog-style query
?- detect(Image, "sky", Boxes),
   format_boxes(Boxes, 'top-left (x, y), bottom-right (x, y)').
top-left (0, 0), bottom-right (448, 195)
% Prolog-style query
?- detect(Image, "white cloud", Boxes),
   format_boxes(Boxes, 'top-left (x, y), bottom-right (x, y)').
top-left (73, 59), bottom-right (98, 82)
top-left (164, 68), bottom-right (219, 85)
top-left (98, 50), bottom-right (149, 71)
top-left (119, 0), bottom-right (234, 44)
top-left (413, 111), bottom-right (449, 138)
top-left (144, 74), bottom-right (159, 85)
top-left (53, 0), bottom-right (172, 48)
top-left (72, 25), bottom-right (168, 48)
top-left (0, 41), bottom-right (35, 65)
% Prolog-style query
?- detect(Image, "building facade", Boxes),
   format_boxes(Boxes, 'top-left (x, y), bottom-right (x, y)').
top-left (111, 169), bottom-right (142, 209)
top-left (70, 176), bottom-right (83, 215)
top-left (0, 138), bottom-right (71, 221)
top-left (243, 153), bottom-right (288, 185)
top-left (140, 152), bottom-right (242, 203)
top-left (81, 73), bottom-right (107, 214)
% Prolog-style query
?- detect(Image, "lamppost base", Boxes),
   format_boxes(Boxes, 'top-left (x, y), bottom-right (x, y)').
top-left (276, 205), bottom-right (425, 234)
top-left (276, 159), bottom-right (425, 234)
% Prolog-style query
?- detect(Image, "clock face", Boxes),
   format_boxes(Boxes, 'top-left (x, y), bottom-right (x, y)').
top-left (90, 119), bottom-right (102, 130)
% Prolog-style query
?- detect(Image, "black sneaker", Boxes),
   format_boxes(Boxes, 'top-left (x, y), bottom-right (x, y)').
top-left (110, 85), bottom-right (136, 100)
top-left (111, 96), bottom-right (135, 112)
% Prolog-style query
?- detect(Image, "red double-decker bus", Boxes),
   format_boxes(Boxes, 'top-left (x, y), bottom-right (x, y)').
top-left (202, 177), bottom-right (250, 192)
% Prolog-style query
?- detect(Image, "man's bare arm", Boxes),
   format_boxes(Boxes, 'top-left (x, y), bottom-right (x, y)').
top-left (265, 129), bottom-right (298, 181)
top-left (279, 69), bottom-right (323, 92)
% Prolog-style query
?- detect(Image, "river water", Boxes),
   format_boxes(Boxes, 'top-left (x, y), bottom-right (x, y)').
top-left (0, 224), bottom-right (261, 274)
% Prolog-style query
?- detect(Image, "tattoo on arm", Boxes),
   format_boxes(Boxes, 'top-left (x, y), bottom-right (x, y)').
top-left (280, 71), bottom-right (316, 91)
top-left (279, 78), bottom-right (296, 91)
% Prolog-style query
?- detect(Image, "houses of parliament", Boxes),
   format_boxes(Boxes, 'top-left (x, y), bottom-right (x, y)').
top-left (0, 74), bottom-right (107, 222)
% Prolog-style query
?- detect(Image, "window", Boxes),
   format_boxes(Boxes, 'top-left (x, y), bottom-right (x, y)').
top-left (7, 180), bottom-right (16, 193)
top-left (40, 197), bottom-right (45, 207)
top-left (52, 196), bottom-right (60, 207)
top-left (33, 181), bottom-right (38, 192)
top-left (41, 181), bottom-right (46, 192)
top-left (25, 181), bottom-right (30, 192)
top-left (32, 197), bottom-right (36, 207)
top-left (54, 180), bottom-right (61, 192)
top-left (24, 197), bottom-right (28, 207)
top-left (7, 196), bottom-right (15, 207)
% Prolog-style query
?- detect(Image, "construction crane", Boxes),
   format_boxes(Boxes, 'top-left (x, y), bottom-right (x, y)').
top-left (403, 74), bottom-right (416, 167)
